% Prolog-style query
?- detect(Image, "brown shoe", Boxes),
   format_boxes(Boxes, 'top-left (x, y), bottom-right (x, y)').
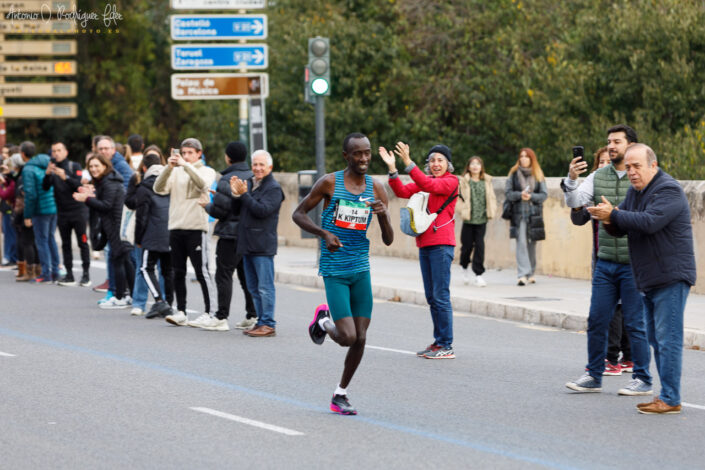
top-left (637, 398), bottom-right (658, 409)
top-left (245, 325), bottom-right (275, 337)
top-left (637, 398), bottom-right (681, 415)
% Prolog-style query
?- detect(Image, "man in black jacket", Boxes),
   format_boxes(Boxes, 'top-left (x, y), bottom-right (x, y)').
top-left (195, 141), bottom-right (256, 331)
top-left (43, 141), bottom-right (90, 286)
top-left (589, 143), bottom-right (696, 415)
top-left (230, 150), bottom-right (285, 337)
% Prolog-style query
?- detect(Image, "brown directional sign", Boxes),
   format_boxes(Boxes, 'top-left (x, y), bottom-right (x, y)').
top-left (0, 60), bottom-right (77, 76)
top-left (171, 73), bottom-right (268, 100)
top-left (0, 103), bottom-right (77, 119)
top-left (0, 40), bottom-right (77, 55)
top-left (0, 82), bottom-right (77, 97)
top-left (0, 20), bottom-right (76, 34)
top-left (0, 1), bottom-right (76, 11)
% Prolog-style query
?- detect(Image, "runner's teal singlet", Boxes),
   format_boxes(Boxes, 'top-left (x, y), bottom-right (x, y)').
top-left (319, 170), bottom-right (374, 277)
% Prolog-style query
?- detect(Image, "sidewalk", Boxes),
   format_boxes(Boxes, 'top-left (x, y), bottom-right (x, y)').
top-left (274, 245), bottom-right (705, 350)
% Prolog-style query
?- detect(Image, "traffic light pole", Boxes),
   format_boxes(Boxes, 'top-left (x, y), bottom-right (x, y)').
top-left (315, 94), bottom-right (325, 181)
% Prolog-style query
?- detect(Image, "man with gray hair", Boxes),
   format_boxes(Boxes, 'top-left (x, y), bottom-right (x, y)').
top-left (589, 143), bottom-right (696, 414)
top-left (154, 138), bottom-right (217, 327)
top-left (230, 149), bottom-right (284, 337)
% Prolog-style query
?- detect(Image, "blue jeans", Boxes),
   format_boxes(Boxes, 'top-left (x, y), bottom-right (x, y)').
top-left (243, 255), bottom-right (275, 328)
top-left (644, 281), bottom-right (689, 406)
top-left (32, 214), bottom-right (60, 278)
top-left (103, 243), bottom-right (117, 294)
top-left (419, 245), bottom-right (454, 348)
top-left (586, 259), bottom-right (651, 385)
top-left (2, 212), bottom-right (17, 263)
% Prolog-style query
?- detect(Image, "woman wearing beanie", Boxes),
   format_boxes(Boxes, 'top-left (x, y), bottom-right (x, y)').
top-left (457, 156), bottom-right (496, 286)
top-left (504, 148), bottom-right (547, 285)
top-left (381, 141), bottom-right (459, 359)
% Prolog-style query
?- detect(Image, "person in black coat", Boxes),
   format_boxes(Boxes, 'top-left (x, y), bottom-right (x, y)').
top-left (43, 141), bottom-right (91, 286)
top-left (230, 150), bottom-right (285, 337)
top-left (589, 143), bottom-right (696, 415)
top-left (197, 141), bottom-right (256, 331)
top-left (73, 154), bottom-right (135, 309)
top-left (131, 153), bottom-right (174, 319)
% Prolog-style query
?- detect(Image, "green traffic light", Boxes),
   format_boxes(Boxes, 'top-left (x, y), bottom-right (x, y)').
top-left (311, 77), bottom-right (329, 95)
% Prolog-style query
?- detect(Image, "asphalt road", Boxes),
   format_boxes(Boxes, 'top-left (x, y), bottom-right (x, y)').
top-left (1, 267), bottom-right (704, 469)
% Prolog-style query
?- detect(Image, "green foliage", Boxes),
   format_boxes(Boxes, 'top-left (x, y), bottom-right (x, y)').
top-left (6, 0), bottom-right (705, 179)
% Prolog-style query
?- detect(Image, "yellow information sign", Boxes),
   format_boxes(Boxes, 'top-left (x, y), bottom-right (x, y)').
top-left (0, 82), bottom-right (77, 97)
top-left (0, 61), bottom-right (77, 76)
top-left (0, 40), bottom-right (77, 55)
top-left (0, 1), bottom-right (76, 12)
top-left (0, 20), bottom-right (75, 34)
top-left (0, 103), bottom-right (77, 119)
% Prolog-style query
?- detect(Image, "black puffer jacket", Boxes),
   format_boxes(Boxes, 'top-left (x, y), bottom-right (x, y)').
top-left (86, 170), bottom-right (130, 256)
top-left (132, 165), bottom-right (170, 252)
top-left (205, 162), bottom-right (253, 239)
top-left (505, 171), bottom-right (548, 241)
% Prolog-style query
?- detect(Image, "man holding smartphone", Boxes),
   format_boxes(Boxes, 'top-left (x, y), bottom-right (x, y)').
top-left (154, 138), bottom-right (217, 327)
top-left (562, 124), bottom-right (653, 397)
top-left (43, 141), bottom-right (91, 286)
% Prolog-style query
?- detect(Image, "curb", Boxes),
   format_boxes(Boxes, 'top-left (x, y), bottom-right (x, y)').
top-left (275, 270), bottom-right (705, 351)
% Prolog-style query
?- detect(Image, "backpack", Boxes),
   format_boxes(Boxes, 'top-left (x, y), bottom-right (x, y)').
top-left (400, 188), bottom-right (458, 237)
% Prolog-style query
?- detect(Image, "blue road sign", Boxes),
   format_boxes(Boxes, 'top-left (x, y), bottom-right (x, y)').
top-left (171, 15), bottom-right (267, 40)
top-left (171, 44), bottom-right (268, 70)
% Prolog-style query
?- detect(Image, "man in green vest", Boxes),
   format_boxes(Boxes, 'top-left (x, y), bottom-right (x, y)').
top-left (561, 124), bottom-right (652, 396)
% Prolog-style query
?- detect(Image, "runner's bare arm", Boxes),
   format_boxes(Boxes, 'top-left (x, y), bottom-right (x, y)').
top-left (292, 174), bottom-right (343, 250)
top-left (372, 180), bottom-right (394, 246)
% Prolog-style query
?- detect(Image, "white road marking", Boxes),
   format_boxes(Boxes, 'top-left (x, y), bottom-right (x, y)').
top-left (683, 402), bottom-right (705, 411)
top-left (0, 351), bottom-right (16, 357)
top-left (366, 345), bottom-right (416, 355)
top-left (190, 407), bottom-right (305, 436)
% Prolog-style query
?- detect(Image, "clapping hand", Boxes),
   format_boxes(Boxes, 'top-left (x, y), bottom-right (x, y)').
top-left (586, 195), bottom-right (616, 222)
top-left (394, 141), bottom-right (412, 167)
top-left (229, 176), bottom-right (248, 196)
top-left (379, 147), bottom-right (397, 172)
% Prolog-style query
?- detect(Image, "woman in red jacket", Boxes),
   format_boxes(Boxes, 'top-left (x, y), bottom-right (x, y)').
top-left (380, 142), bottom-right (459, 359)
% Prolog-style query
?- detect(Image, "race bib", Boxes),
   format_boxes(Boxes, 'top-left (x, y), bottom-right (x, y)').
top-left (334, 199), bottom-right (371, 230)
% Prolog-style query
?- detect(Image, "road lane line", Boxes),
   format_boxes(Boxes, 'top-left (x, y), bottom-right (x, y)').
top-left (0, 327), bottom-right (608, 468)
top-left (190, 407), bottom-right (304, 436)
top-left (683, 402), bottom-right (705, 411)
top-left (366, 345), bottom-right (416, 355)
top-left (0, 351), bottom-right (16, 357)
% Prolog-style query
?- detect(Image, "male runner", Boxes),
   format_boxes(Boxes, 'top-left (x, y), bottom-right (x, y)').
top-left (292, 132), bottom-right (394, 415)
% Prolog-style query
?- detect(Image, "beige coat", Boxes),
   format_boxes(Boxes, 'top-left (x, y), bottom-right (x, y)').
top-left (153, 160), bottom-right (216, 232)
top-left (457, 173), bottom-right (497, 221)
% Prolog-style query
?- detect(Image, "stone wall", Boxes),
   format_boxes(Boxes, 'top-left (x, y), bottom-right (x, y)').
top-left (275, 172), bottom-right (705, 294)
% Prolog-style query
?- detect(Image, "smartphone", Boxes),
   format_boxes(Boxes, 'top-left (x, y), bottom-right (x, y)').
top-left (171, 148), bottom-right (181, 157)
top-left (572, 146), bottom-right (584, 161)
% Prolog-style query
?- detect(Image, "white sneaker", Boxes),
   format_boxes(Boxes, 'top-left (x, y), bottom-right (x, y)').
top-left (473, 275), bottom-right (487, 287)
top-left (130, 307), bottom-right (145, 316)
top-left (124, 295), bottom-right (133, 305)
top-left (166, 311), bottom-right (188, 326)
top-left (188, 313), bottom-right (213, 328)
top-left (99, 297), bottom-right (129, 310)
top-left (462, 268), bottom-right (469, 285)
top-left (235, 317), bottom-right (257, 330)
top-left (201, 317), bottom-right (230, 331)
